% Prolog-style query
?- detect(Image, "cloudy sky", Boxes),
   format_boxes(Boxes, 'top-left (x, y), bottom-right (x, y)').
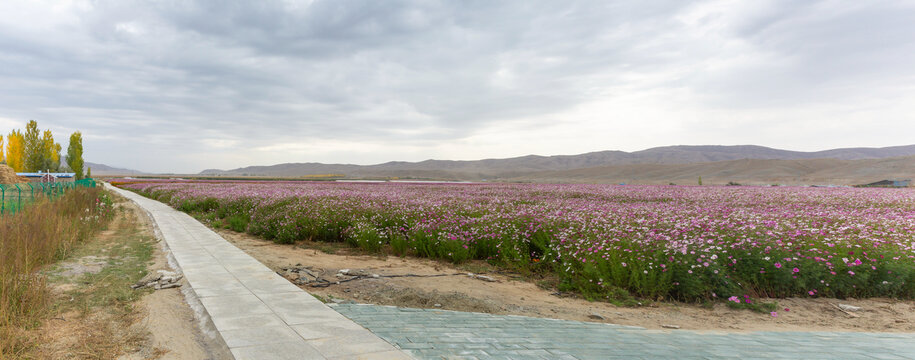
top-left (1, 1), bottom-right (913, 173)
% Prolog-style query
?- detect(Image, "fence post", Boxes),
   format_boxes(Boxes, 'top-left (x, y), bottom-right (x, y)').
top-left (15, 184), bottom-right (22, 213)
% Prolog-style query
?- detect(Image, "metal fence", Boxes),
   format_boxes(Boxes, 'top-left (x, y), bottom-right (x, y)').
top-left (0, 179), bottom-right (96, 215)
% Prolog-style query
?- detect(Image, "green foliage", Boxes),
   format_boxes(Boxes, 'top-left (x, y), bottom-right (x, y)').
top-left (125, 184), bottom-right (915, 305)
top-left (67, 131), bottom-right (84, 180)
top-left (23, 120), bottom-right (42, 172)
top-left (227, 214), bottom-right (249, 232)
top-left (725, 297), bottom-right (778, 313)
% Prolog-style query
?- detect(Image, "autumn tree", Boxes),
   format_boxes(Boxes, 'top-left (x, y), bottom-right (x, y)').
top-left (40, 129), bottom-right (62, 172)
top-left (0, 135), bottom-right (4, 164)
top-left (23, 120), bottom-right (43, 172)
top-left (19, 120), bottom-right (63, 172)
top-left (66, 131), bottom-right (84, 179)
top-left (5, 130), bottom-right (25, 171)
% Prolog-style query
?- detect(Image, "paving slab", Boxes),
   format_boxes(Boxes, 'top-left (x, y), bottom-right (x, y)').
top-left (107, 184), bottom-right (412, 360)
top-left (333, 304), bottom-right (915, 360)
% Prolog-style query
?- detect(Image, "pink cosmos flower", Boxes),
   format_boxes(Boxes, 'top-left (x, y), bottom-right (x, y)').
top-left (774, 262), bottom-right (782, 269)
top-left (792, 267), bottom-right (800, 273)
top-left (770, 312), bottom-right (778, 317)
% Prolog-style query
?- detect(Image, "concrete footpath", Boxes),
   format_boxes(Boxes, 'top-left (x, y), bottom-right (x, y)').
top-left (108, 184), bottom-right (412, 360)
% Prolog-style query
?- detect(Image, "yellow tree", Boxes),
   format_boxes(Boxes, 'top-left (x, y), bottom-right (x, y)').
top-left (40, 129), bottom-right (61, 171)
top-left (6, 130), bottom-right (25, 171)
top-left (0, 135), bottom-right (4, 164)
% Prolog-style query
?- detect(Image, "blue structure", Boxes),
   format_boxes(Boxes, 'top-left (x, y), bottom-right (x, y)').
top-left (16, 172), bottom-right (76, 182)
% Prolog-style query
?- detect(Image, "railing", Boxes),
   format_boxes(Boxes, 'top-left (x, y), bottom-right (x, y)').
top-left (0, 178), bottom-right (96, 215)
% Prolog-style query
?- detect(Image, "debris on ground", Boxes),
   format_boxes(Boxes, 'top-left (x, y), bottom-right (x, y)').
top-left (466, 273), bottom-right (498, 282)
top-left (661, 324), bottom-right (681, 329)
top-left (839, 304), bottom-right (862, 312)
top-left (276, 266), bottom-right (498, 288)
top-left (831, 303), bottom-right (861, 318)
top-left (132, 270), bottom-right (183, 290)
top-left (588, 313), bottom-right (606, 320)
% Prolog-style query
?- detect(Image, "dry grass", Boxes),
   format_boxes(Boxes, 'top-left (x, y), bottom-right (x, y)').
top-left (31, 196), bottom-right (160, 359)
top-left (0, 187), bottom-right (114, 358)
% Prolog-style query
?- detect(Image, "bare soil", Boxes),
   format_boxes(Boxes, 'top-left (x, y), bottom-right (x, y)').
top-left (216, 228), bottom-right (915, 333)
top-left (34, 194), bottom-right (225, 359)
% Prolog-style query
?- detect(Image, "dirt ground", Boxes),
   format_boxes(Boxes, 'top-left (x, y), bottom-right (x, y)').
top-left (216, 228), bottom-right (915, 333)
top-left (36, 194), bottom-right (228, 359)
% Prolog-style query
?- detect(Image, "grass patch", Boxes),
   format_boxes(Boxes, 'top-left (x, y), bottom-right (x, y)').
top-left (0, 187), bottom-right (114, 357)
top-left (34, 198), bottom-right (157, 359)
top-left (725, 297), bottom-right (779, 314)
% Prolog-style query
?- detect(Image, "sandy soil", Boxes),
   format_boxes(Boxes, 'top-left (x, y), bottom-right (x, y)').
top-left (216, 228), bottom-right (915, 333)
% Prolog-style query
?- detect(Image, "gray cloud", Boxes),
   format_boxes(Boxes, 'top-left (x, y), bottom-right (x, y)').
top-left (0, 0), bottom-right (912, 173)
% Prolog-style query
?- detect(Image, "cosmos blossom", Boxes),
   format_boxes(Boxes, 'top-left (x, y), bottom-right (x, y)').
top-left (116, 180), bottom-right (915, 300)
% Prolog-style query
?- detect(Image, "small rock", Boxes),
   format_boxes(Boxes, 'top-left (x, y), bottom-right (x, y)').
top-left (588, 313), bottom-right (605, 320)
top-left (434, 303), bottom-right (442, 308)
top-left (331, 298), bottom-right (346, 304)
top-left (339, 269), bottom-right (350, 275)
top-left (838, 304), bottom-right (861, 312)
top-left (474, 275), bottom-right (497, 282)
top-left (371, 274), bottom-right (380, 278)
top-left (335, 273), bottom-right (346, 278)
top-left (661, 324), bottom-right (680, 329)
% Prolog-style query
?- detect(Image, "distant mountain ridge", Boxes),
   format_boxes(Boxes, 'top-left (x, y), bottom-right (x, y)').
top-left (199, 144), bottom-right (915, 183)
top-left (85, 162), bottom-right (144, 175)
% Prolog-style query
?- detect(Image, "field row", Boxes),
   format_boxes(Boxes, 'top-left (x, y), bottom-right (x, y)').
top-left (115, 180), bottom-right (915, 302)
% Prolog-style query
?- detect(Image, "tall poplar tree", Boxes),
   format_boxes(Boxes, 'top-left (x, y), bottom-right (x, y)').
top-left (66, 131), bottom-right (84, 179)
top-left (40, 129), bottom-right (61, 172)
top-left (6, 130), bottom-right (25, 171)
top-left (23, 120), bottom-right (43, 172)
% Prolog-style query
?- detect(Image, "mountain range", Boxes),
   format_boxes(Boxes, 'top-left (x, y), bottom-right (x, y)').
top-left (198, 144), bottom-right (915, 185)
top-left (85, 162), bottom-right (145, 176)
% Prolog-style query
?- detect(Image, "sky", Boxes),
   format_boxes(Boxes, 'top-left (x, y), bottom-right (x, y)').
top-left (0, 1), bottom-right (913, 174)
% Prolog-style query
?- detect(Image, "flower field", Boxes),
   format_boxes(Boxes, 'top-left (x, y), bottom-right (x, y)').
top-left (115, 180), bottom-right (915, 302)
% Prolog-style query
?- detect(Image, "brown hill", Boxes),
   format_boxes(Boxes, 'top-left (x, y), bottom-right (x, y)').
top-left (200, 144), bottom-right (915, 181)
top-left (509, 156), bottom-right (915, 186)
